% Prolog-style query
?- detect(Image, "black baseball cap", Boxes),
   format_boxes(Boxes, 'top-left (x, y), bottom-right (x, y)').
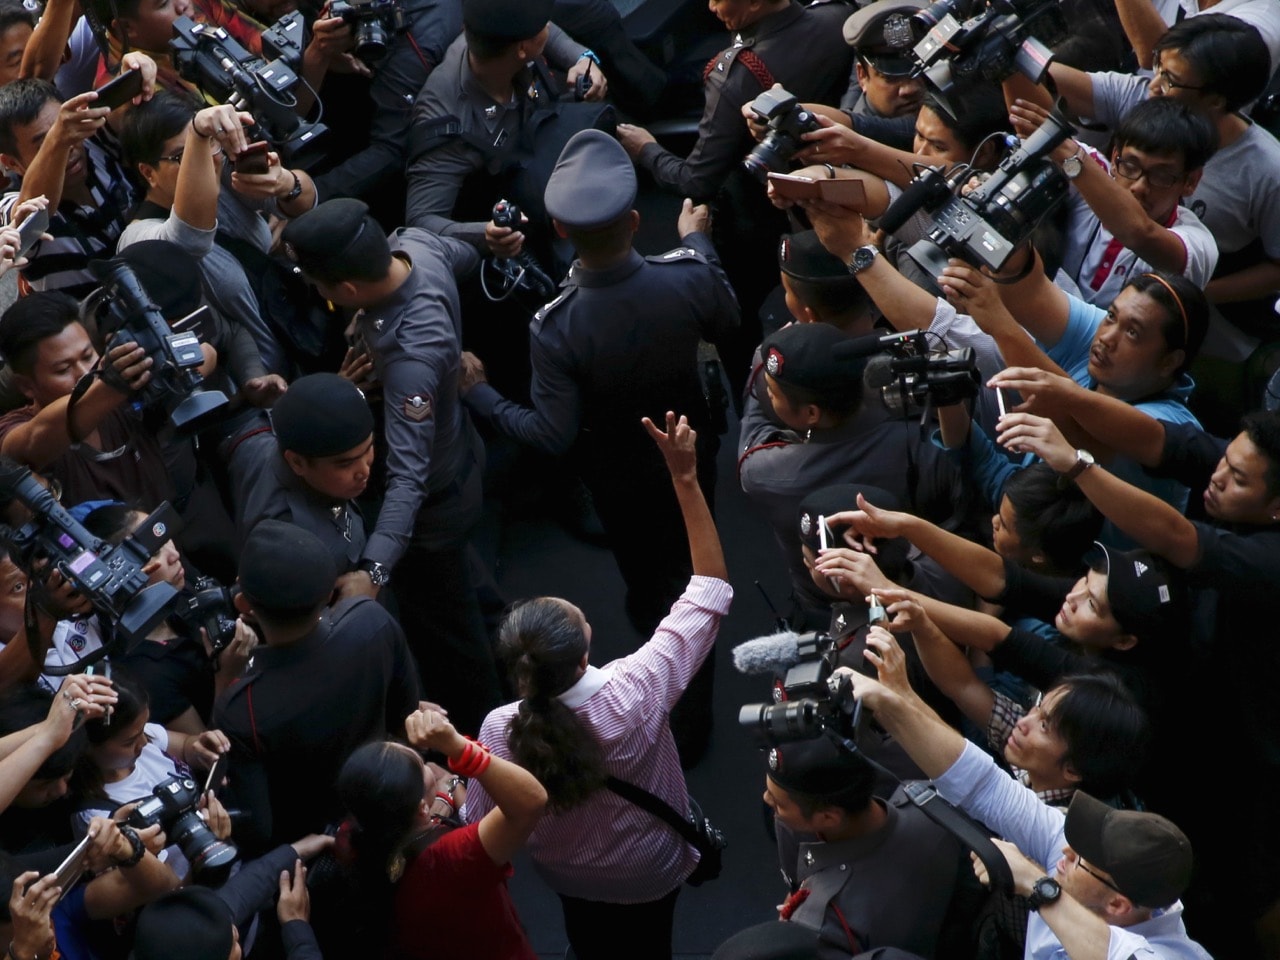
top-left (1086, 542), bottom-right (1185, 641)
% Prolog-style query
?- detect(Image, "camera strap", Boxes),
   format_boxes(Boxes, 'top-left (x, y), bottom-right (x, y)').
top-left (64, 367), bottom-right (134, 463)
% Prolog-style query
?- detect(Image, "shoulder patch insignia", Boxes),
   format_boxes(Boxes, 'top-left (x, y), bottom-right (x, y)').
top-left (533, 286), bottom-right (577, 329)
top-left (404, 395), bottom-right (433, 422)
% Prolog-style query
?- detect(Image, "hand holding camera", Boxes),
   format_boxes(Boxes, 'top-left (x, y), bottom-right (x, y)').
top-left (99, 340), bottom-right (153, 397)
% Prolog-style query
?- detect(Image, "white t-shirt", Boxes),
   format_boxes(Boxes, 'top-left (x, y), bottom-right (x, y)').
top-left (35, 619), bottom-right (105, 695)
top-left (1151, 0), bottom-right (1280, 72)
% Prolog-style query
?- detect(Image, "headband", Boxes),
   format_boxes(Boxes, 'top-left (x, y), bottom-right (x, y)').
top-left (1139, 273), bottom-right (1189, 346)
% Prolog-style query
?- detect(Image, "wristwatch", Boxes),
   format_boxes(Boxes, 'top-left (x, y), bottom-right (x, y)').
top-left (281, 170), bottom-right (303, 202)
top-left (1027, 875), bottom-right (1062, 911)
top-left (847, 244), bottom-right (879, 275)
top-left (1062, 448), bottom-right (1096, 482)
top-left (1061, 145), bottom-right (1086, 180)
top-left (358, 559), bottom-right (391, 588)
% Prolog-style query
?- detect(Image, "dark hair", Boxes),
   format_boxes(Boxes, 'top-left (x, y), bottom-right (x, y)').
top-left (787, 752), bottom-right (877, 818)
top-left (1242, 410), bottom-right (1280, 499)
top-left (497, 598), bottom-right (606, 812)
top-left (82, 0), bottom-right (145, 37)
top-left (0, 77), bottom-right (58, 157)
top-left (1043, 673), bottom-right (1150, 798)
top-left (921, 79), bottom-right (1011, 158)
top-left (71, 668), bottom-right (149, 804)
top-left (0, 292), bottom-right (82, 376)
top-left (785, 275), bottom-right (870, 329)
top-left (1154, 14), bottom-right (1271, 113)
top-left (302, 223), bottom-right (392, 287)
top-left (81, 502), bottom-right (141, 546)
top-left (119, 89), bottom-right (201, 171)
top-left (0, 0), bottom-right (35, 37)
top-left (0, 684), bottom-right (87, 782)
top-left (1111, 97), bottom-right (1218, 172)
top-left (771, 377), bottom-right (863, 421)
top-left (1121, 271), bottom-right (1209, 374)
top-left (463, 27), bottom-right (521, 61)
top-left (1002, 463), bottom-right (1102, 575)
top-left (336, 742), bottom-right (424, 889)
top-left (564, 214), bottom-right (633, 261)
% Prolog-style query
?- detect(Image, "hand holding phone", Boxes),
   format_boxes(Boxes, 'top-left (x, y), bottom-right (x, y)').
top-left (95, 69), bottom-right (144, 111)
top-left (233, 141), bottom-right (270, 176)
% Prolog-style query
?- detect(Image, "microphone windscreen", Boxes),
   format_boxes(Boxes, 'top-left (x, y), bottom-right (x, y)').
top-left (732, 630), bottom-right (804, 675)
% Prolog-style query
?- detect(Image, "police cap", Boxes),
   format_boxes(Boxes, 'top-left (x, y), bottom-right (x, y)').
top-left (113, 241), bottom-right (204, 321)
top-left (282, 198), bottom-right (387, 283)
top-left (239, 520), bottom-right (337, 617)
top-left (761, 323), bottom-right (865, 406)
top-left (844, 0), bottom-right (927, 77)
top-left (131, 887), bottom-right (233, 960)
top-left (272, 373), bottom-right (374, 459)
top-left (544, 129), bottom-right (637, 231)
top-left (463, 0), bottom-right (553, 41)
top-left (797, 484), bottom-right (899, 552)
top-left (778, 231), bottom-right (850, 285)
top-left (765, 737), bottom-right (875, 799)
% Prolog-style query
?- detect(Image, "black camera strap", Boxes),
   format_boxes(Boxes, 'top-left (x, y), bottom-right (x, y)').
top-left (603, 776), bottom-right (705, 850)
top-left (63, 368), bottom-right (132, 463)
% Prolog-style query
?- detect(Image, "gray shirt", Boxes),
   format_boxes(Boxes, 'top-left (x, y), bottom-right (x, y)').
top-left (357, 227), bottom-right (481, 566)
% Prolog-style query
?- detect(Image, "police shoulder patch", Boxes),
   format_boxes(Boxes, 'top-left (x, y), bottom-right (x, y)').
top-left (404, 394), bottom-right (434, 422)
top-left (532, 285), bottom-right (577, 331)
top-left (646, 247), bottom-right (707, 266)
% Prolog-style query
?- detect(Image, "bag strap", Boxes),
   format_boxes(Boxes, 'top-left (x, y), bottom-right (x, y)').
top-left (605, 776), bottom-right (701, 847)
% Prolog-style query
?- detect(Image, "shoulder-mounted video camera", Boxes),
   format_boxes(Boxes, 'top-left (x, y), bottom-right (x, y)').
top-left (170, 13), bottom-right (328, 169)
top-left (0, 460), bottom-right (180, 670)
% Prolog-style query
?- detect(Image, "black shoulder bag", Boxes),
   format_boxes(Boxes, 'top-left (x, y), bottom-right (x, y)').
top-left (605, 776), bottom-right (726, 887)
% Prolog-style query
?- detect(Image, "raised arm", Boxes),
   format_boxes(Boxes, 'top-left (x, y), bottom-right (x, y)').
top-left (169, 105), bottom-right (251, 232)
top-left (643, 412), bottom-right (727, 581)
top-left (19, 0), bottom-right (78, 81)
top-left (937, 260), bottom-right (1071, 372)
top-left (406, 708), bottom-right (546, 866)
top-left (16, 91), bottom-right (109, 209)
top-left (1112, 0), bottom-right (1172, 69)
top-left (997, 412), bottom-right (1199, 567)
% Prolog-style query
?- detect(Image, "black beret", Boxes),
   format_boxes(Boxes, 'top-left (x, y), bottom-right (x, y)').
top-left (131, 887), bottom-right (233, 960)
top-left (239, 520), bottom-right (337, 614)
top-left (113, 241), bottom-right (204, 320)
top-left (765, 737), bottom-right (874, 798)
top-left (271, 373), bottom-right (374, 458)
top-left (797, 484), bottom-right (900, 552)
top-left (463, 0), bottom-right (553, 40)
top-left (282, 198), bottom-right (378, 279)
top-left (761, 323), bottom-right (866, 405)
top-left (778, 231), bottom-right (852, 285)
top-left (712, 922), bottom-right (819, 960)
top-left (545, 130), bottom-right (636, 230)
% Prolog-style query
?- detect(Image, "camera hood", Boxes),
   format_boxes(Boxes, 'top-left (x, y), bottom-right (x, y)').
top-left (118, 581), bottom-right (180, 643)
top-left (170, 389), bottom-right (230, 434)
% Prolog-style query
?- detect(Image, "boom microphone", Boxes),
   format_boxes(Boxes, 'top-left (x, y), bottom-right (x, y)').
top-left (879, 167), bottom-right (954, 234)
top-left (732, 630), bottom-right (809, 675)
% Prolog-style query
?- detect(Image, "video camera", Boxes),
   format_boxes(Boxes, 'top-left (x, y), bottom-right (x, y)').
top-left (881, 112), bottom-right (1072, 279)
top-left (170, 13), bottom-right (328, 169)
top-left (327, 0), bottom-right (410, 67)
top-left (481, 199), bottom-right (558, 303)
top-left (743, 87), bottom-right (822, 182)
top-left (0, 460), bottom-right (180, 668)
top-left (907, 0), bottom-right (1067, 100)
top-left (127, 775), bottom-right (238, 878)
top-left (175, 576), bottom-right (240, 653)
top-left (85, 257), bottom-right (229, 433)
top-left (858, 330), bottom-right (981, 416)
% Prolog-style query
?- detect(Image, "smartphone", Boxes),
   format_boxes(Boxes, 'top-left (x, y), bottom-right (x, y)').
top-left (233, 141), bottom-right (270, 176)
top-left (868, 594), bottom-right (888, 625)
top-left (95, 69), bottom-right (143, 110)
top-left (203, 752), bottom-right (228, 797)
top-left (816, 177), bottom-right (867, 207)
top-left (28, 833), bottom-right (94, 900)
top-left (15, 207), bottom-right (49, 260)
top-left (767, 172), bottom-right (823, 201)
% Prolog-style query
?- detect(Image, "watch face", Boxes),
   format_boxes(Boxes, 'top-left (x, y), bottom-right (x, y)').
top-left (852, 247), bottom-right (876, 272)
top-left (1063, 156), bottom-right (1082, 178)
top-left (1033, 877), bottom-right (1061, 902)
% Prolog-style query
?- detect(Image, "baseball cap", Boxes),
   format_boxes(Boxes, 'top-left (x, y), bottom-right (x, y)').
top-left (1064, 791), bottom-right (1194, 908)
top-left (1086, 542), bottom-right (1185, 641)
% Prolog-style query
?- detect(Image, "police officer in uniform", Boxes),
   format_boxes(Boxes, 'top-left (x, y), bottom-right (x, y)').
top-left (763, 736), bottom-right (972, 958)
top-left (281, 199), bottom-right (500, 735)
top-left (405, 0), bottom-right (611, 252)
top-left (461, 129), bottom-right (739, 764)
top-left (230, 372), bottom-right (373, 577)
top-left (615, 0), bottom-right (853, 398)
top-left (835, 0), bottom-right (929, 151)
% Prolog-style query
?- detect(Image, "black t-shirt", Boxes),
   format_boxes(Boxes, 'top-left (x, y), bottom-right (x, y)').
top-left (116, 627), bottom-right (215, 727)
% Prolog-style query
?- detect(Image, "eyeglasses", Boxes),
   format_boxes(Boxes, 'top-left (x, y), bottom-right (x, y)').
top-left (1151, 63), bottom-right (1205, 94)
top-left (1112, 155), bottom-right (1185, 191)
top-left (157, 141), bottom-right (224, 164)
top-left (1073, 853), bottom-right (1123, 893)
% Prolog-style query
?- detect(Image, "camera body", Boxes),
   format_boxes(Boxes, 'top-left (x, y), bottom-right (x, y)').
top-left (743, 87), bottom-right (822, 182)
top-left (171, 14), bottom-right (328, 169)
top-left (0, 461), bottom-right (180, 652)
top-left (913, 0), bottom-right (1067, 97)
top-left (176, 577), bottom-right (240, 652)
top-left (328, 0), bottom-right (410, 66)
top-left (738, 632), bottom-right (864, 747)
top-left (891, 113), bottom-right (1072, 278)
top-left (86, 258), bottom-right (229, 433)
top-left (861, 331), bottom-right (981, 415)
top-left (127, 775), bottom-right (238, 877)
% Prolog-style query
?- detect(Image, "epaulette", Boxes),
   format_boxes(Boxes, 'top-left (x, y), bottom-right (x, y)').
top-left (531, 283), bottom-right (578, 333)
top-left (407, 113), bottom-right (464, 164)
top-left (645, 246), bottom-right (709, 266)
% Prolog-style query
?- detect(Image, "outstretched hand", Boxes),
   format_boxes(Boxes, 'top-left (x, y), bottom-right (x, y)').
top-left (641, 411), bottom-right (698, 483)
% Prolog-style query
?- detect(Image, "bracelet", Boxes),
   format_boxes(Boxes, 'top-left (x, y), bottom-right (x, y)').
top-left (189, 116), bottom-right (210, 139)
top-left (447, 738), bottom-right (492, 778)
top-left (433, 792), bottom-right (456, 811)
top-left (113, 824), bottom-right (146, 868)
top-left (822, 163), bottom-right (836, 179)
top-left (579, 48), bottom-right (600, 66)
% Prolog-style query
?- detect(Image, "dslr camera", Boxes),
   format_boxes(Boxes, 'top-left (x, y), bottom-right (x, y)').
top-left (175, 577), bottom-right (241, 653)
top-left (886, 112), bottom-right (1072, 278)
top-left (85, 257), bottom-right (229, 433)
top-left (127, 775), bottom-right (238, 878)
top-left (743, 87), bottom-right (822, 182)
top-left (738, 632), bottom-right (866, 747)
top-left (0, 460), bottom-right (181, 665)
top-left (171, 13), bottom-right (328, 168)
top-left (327, 0), bottom-right (410, 67)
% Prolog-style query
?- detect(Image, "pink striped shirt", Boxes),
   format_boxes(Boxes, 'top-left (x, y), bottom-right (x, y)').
top-left (464, 576), bottom-right (734, 903)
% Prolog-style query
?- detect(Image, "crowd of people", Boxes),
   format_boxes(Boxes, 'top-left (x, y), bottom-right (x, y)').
top-left (0, 0), bottom-right (1275, 957)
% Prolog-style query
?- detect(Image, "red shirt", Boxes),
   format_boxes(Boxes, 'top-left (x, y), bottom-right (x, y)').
top-left (390, 823), bottom-right (536, 960)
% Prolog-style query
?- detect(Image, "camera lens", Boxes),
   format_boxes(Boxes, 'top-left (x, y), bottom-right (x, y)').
top-left (742, 139), bottom-right (787, 183)
top-left (354, 21), bottom-right (389, 64)
top-left (738, 700), bottom-right (825, 747)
